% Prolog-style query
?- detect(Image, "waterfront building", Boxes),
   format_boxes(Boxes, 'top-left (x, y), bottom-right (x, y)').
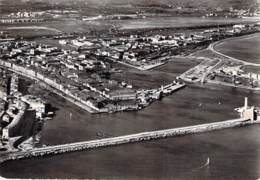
top-left (236, 97), bottom-right (260, 121)
top-left (108, 89), bottom-right (137, 101)
top-left (21, 95), bottom-right (46, 118)
top-left (0, 18), bottom-right (44, 24)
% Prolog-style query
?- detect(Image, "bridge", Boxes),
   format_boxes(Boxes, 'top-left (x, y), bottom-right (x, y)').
top-left (1, 117), bottom-right (258, 163)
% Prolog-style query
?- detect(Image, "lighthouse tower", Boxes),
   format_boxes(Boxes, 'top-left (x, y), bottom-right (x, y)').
top-left (241, 97), bottom-right (255, 121)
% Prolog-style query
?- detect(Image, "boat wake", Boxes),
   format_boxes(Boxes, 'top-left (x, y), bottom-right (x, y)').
top-left (192, 157), bottom-right (210, 171)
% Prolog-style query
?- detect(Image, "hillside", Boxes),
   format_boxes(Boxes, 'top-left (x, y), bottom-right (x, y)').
top-left (0, 0), bottom-right (258, 15)
top-left (33, 0), bottom-right (258, 9)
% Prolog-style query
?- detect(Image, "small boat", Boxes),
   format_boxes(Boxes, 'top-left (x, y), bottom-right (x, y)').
top-left (205, 157), bottom-right (210, 166)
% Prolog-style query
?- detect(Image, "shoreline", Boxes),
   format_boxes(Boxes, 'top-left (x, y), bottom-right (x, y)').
top-left (0, 64), bottom-right (98, 114)
top-left (119, 17), bottom-right (259, 31)
top-left (209, 32), bottom-right (260, 66)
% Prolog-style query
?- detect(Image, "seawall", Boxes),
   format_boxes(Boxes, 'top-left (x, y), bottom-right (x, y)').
top-left (0, 118), bottom-right (257, 163)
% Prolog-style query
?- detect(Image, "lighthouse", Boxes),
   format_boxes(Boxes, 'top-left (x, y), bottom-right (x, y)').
top-left (241, 97), bottom-right (255, 121)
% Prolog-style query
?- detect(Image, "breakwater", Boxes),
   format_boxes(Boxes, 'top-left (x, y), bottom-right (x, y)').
top-left (0, 117), bottom-right (257, 163)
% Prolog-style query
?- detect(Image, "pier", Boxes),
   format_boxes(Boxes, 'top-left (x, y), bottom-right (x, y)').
top-left (0, 117), bottom-right (257, 163)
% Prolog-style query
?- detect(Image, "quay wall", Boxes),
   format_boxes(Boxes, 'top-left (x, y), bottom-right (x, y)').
top-left (0, 59), bottom-right (141, 113)
top-left (0, 18), bottom-right (44, 24)
top-left (0, 59), bottom-right (185, 114)
top-left (1, 118), bottom-right (255, 163)
top-left (0, 60), bottom-right (98, 113)
top-left (2, 100), bottom-right (36, 139)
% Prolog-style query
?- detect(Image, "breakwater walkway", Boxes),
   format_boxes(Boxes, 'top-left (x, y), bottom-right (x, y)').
top-left (1, 117), bottom-right (257, 163)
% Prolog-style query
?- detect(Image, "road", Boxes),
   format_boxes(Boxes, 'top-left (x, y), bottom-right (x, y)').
top-left (0, 63), bottom-right (98, 114)
top-left (179, 33), bottom-right (260, 84)
top-left (208, 34), bottom-right (260, 67)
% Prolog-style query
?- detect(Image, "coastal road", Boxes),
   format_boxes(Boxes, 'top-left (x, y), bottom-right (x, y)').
top-left (208, 34), bottom-right (260, 67)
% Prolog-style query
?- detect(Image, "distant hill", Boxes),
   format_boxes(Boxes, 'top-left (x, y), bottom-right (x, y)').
top-left (0, 0), bottom-right (258, 14)
top-left (83, 0), bottom-right (257, 8)
top-left (1, 0), bottom-right (258, 8)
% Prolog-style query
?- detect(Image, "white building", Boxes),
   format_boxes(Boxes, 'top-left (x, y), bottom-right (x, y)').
top-left (2, 128), bottom-right (9, 140)
top-left (21, 95), bottom-right (46, 118)
top-left (72, 39), bottom-right (93, 47)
